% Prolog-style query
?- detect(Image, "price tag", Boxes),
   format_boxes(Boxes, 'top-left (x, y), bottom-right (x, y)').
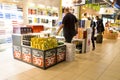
top-left (33, 57), bottom-right (43, 67)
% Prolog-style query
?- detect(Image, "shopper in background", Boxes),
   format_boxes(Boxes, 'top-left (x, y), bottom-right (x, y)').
top-left (105, 21), bottom-right (110, 28)
top-left (90, 17), bottom-right (96, 50)
top-left (56, 8), bottom-right (78, 43)
top-left (95, 16), bottom-right (104, 43)
top-left (96, 16), bottom-right (104, 34)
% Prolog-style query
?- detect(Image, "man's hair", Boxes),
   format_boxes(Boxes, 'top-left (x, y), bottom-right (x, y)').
top-left (64, 8), bottom-right (69, 12)
top-left (96, 16), bottom-right (99, 20)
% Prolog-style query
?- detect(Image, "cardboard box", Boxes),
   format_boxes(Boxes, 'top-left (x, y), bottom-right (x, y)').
top-left (107, 32), bottom-right (118, 39)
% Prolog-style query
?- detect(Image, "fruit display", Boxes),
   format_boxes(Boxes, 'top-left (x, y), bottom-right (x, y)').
top-left (12, 34), bottom-right (66, 69)
top-left (31, 37), bottom-right (58, 50)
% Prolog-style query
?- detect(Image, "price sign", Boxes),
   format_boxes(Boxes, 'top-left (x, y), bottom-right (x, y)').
top-left (22, 47), bottom-right (31, 63)
top-left (13, 46), bottom-right (21, 59)
top-left (45, 49), bottom-right (56, 67)
top-left (32, 49), bottom-right (43, 67)
top-left (57, 46), bottom-right (66, 62)
top-left (45, 55), bottom-right (56, 67)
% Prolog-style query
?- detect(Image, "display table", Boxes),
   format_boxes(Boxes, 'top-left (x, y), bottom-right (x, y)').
top-left (103, 28), bottom-right (118, 39)
top-left (12, 34), bottom-right (66, 69)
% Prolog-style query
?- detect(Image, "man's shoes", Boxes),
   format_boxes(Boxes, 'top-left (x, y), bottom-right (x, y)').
top-left (92, 47), bottom-right (95, 51)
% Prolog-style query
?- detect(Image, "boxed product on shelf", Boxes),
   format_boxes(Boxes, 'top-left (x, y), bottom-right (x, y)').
top-left (13, 27), bottom-right (33, 34)
top-left (22, 35), bottom-right (36, 46)
top-left (56, 45), bottom-right (66, 63)
top-left (22, 41), bottom-right (31, 46)
top-left (22, 46), bottom-right (32, 63)
top-left (27, 25), bottom-right (44, 33)
top-left (13, 45), bottom-right (22, 60)
top-left (32, 48), bottom-right (56, 69)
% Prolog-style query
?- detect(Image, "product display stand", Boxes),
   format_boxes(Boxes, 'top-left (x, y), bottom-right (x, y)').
top-left (12, 34), bottom-right (66, 69)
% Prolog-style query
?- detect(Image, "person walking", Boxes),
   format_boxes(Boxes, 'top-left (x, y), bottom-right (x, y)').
top-left (90, 17), bottom-right (96, 50)
top-left (95, 16), bottom-right (104, 34)
top-left (56, 8), bottom-right (78, 43)
top-left (95, 16), bottom-right (104, 43)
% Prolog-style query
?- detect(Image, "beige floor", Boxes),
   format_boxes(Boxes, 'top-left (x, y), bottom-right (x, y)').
top-left (0, 39), bottom-right (120, 80)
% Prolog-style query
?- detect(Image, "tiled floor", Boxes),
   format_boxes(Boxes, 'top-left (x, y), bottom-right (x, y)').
top-left (0, 39), bottom-right (120, 80)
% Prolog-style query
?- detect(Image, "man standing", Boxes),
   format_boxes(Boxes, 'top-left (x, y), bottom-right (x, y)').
top-left (95, 16), bottom-right (104, 43)
top-left (95, 16), bottom-right (104, 34)
top-left (57, 8), bottom-right (78, 43)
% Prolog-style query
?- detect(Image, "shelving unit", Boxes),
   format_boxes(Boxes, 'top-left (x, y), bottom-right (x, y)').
top-left (0, 2), bottom-right (23, 50)
top-left (27, 5), bottom-right (59, 28)
top-left (0, 34), bottom-right (12, 51)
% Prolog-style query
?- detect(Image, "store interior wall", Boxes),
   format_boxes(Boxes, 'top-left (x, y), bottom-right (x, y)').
top-left (24, 0), bottom-right (61, 25)
top-left (0, 0), bottom-right (61, 25)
